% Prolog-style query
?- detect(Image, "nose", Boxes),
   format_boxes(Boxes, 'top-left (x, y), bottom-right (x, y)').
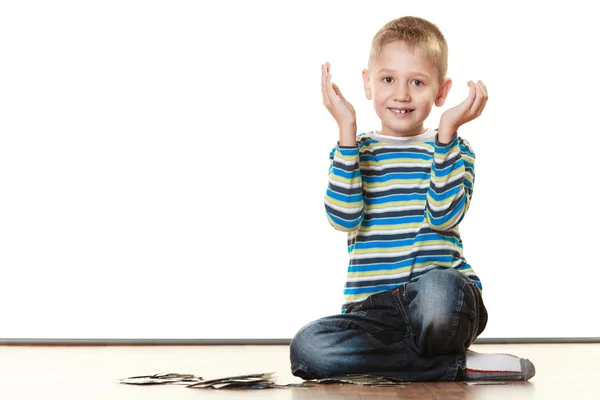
top-left (393, 83), bottom-right (411, 102)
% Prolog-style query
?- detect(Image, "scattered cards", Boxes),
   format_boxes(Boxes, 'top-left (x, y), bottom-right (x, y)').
top-left (187, 372), bottom-right (283, 389)
top-left (305, 374), bottom-right (409, 387)
top-left (119, 372), bottom-right (415, 390)
top-left (119, 372), bottom-right (203, 385)
top-left (119, 372), bottom-right (309, 390)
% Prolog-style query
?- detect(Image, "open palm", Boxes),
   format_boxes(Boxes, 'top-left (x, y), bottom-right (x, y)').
top-left (440, 80), bottom-right (488, 132)
top-left (321, 62), bottom-right (356, 127)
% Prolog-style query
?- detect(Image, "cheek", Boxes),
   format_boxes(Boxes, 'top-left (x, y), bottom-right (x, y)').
top-left (416, 93), bottom-right (436, 109)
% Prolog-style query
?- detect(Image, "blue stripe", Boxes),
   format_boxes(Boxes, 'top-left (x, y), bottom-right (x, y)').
top-left (327, 212), bottom-right (361, 230)
top-left (326, 188), bottom-right (363, 203)
top-left (331, 167), bottom-right (360, 180)
top-left (361, 152), bottom-right (431, 162)
top-left (434, 160), bottom-right (464, 177)
top-left (348, 256), bottom-right (457, 273)
top-left (353, 234), bottom-right (460, 250)
top-left (337, 148), bottom-right (359, 156)
top-left (428, 195), bottom-right (465, 224)
top-left (367, 193), bottom-right (426, 204)
top-left (361, 215), bottom-right (423, 227)
top-left (428, 184), bottom-right (461, 201)
top-left (344, 284), bottom-right (400, 296)
top-left (362, 172), bottom-right (430, 183)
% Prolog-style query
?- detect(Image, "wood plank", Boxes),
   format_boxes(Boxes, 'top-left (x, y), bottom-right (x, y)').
top-left (0, 344), bottom-right (597, 399)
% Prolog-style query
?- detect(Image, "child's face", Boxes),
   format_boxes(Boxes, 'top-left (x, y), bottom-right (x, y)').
top-left (362, 40), bottom-right (451, 137)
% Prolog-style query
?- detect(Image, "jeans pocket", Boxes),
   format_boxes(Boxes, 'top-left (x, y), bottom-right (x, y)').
top-left (343, 309), bottom-right (389, 334)
top-left (345, 296), bottom-right (374, 314)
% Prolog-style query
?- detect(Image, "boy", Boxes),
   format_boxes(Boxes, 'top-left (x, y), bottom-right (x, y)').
top-left (289, 16), bottom-right (535, 382)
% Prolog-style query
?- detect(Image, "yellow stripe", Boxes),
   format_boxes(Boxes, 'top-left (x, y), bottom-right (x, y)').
top-left (426, 212), bottom-right (461, 230)
top-left (426, 194), bottom-right (458, 207)
top-left (334, 150), bottom-right (359, 161)
top-left (329, 174), bottom-right (361, 185)
top-left (325, 196), bottom-right (363, 209)
top-left (431, 167), bottom-right (464, 183)
top-left (326, 214), bottom-right (359, 232)
top-left (351, 240), bottom-right (456, 255)
top-left (358, 222), bottom-right (423, 231)
top-left (463, 155), bottom-right (475, 163)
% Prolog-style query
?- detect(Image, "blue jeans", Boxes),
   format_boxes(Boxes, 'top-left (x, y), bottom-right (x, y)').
top-left (289, 268), bottom-right (488, 381)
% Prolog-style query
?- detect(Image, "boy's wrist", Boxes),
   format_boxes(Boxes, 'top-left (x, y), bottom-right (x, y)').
top-left (339, 123), bottom-right (357, 146)
top-left (437, 124), bottom-right (458, 144)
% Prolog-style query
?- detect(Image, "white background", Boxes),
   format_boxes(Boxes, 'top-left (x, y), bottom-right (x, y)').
top-left (0, 0), bottom-right (598, 339)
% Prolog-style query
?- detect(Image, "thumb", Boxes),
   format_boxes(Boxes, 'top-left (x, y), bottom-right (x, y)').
top-left (332, 83), bottom-right (346, 100)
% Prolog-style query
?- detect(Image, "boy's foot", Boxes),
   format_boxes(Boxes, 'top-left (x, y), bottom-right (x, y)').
top-left (464, 349), bottom-right (536, 381)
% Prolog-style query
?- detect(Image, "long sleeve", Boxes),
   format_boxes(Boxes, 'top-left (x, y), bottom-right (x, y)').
top-left (324, 144), bottom-right (365, 232)
top-left (425, 133), bottom-right (476, 231)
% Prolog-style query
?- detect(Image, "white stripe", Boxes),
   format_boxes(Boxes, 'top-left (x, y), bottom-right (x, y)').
top-left (361, 161), bottom-right (430, 170)
top-left (347, 261), bottom-right (467, 283)
top-left (364, 182), bottom-right (429, 192)
top-left (431, 171), bottom-right (464, 188)
top-left (435, 148), bottom-right (460, 163)
top-left (351, 244), bottom-right (459, 259)
top-left (333, 155), bottom-right (358, 166)
top-left (365, 143), bottom-right (433, 153)
top-left (328, 179), bottom-right (362, 189)
top-left (428, 187), bottom-right (465, 211)
top-left (325, 199), bottom-right (363, 214)
top-left (346, 264), bottom-right (440, 282)
top-left (357, 224), bottom-right (426, 237)
top-left (366, 203), bottom-right (424, 213)
top-left (428, 209), bottom-right (463, 228)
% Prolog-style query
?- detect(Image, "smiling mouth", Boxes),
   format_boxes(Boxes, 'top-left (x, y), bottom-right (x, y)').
top-left (388, 108), bottom-right (414, 115)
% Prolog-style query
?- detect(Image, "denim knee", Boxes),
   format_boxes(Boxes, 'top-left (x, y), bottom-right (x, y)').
top-left (289, 323), bottom-right (311, 370)
top-left (289, 320), bottom-right (331, 380)
top-left (407, 268), bottom-right (475, 355)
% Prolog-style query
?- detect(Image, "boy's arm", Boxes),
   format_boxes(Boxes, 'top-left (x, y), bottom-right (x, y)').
top-left (324, 142), bottom-right (365, 232)
top-left (427, 79), bottom-right (487, 231)
top-left (425, 133), bottom-right (475, 231)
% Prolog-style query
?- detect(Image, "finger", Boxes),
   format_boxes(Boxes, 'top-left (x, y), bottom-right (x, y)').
top-left (478, 81), bottom-right (488, 115)
top-left (470, 82), bottom-right (485, 116)
top-left (462, 81), bottom-right (476, 111)
top-left (326, 71), bottom-right (337, 102)
top-left (473, 82), bottom-right (487, 118)
top-left (478, 80), bottom-right (488, 99)
top-left (332, 83), bottom-right (345, 101)
top-left (321, 64), bottom-right (328, 105)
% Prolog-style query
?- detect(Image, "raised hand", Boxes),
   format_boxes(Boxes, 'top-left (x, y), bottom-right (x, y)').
top-left (439, 80), bottom-right (488, 143)
top-left (321, 62), bottom-right (356, 131)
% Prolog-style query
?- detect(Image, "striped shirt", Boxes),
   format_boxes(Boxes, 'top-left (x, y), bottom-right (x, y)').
top-left (324, 128), bottom-right (482, 313)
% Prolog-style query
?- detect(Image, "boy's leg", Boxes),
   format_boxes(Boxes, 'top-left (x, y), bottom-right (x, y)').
top-left (404, 267), bottom-right (487, 357)
top-left (289, 267), bottom-right (485, 382)
top-left (409, 268), bottom-right (535, 381)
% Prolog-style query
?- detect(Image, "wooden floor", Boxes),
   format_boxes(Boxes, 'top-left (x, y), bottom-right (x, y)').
top-left (0, 343), bottom-right (597, 399)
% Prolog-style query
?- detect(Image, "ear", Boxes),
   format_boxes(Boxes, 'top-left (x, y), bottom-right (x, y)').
top-left (362, 69), bottom-right (372, 100)
top-left (435, 78), bottom-right (452, 107)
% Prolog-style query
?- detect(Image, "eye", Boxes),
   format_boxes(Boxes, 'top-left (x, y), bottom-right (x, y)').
top-left (383, 77), bottom-right (393, 83)
top-left (412, 79), bottom-right (424, 86)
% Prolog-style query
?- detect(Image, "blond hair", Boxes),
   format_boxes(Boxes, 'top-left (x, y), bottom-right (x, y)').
top-left (368, 16), bottom-right (448, 83)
